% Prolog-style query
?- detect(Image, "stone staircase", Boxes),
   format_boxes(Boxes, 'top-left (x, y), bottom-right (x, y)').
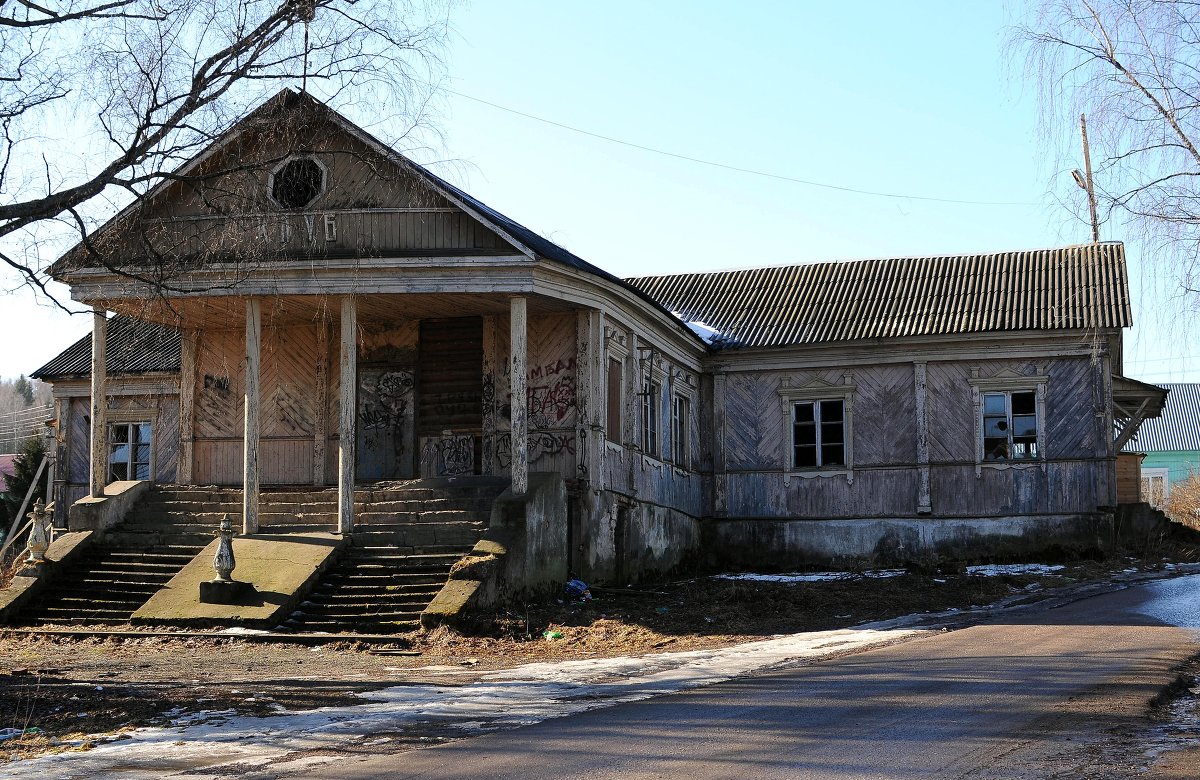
top-left (281, 477), bottom-right (508, 634)
top-left (12, 478), bottom-right (506, 631)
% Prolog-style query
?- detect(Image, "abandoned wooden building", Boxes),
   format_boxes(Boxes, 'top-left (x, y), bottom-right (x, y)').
top-left (12, 89), bottom-right (1168, 630)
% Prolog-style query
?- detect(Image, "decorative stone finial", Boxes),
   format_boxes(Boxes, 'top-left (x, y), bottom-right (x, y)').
top-left (213, 514), bottom-right (236, 582)
top-left (24, 499), bottom-right (51, 568)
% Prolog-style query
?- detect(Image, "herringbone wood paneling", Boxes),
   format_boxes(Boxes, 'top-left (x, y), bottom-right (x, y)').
top-left (1045, 359), bottom-right (1100, 459)
top-left (852, 364), bottom-right (914, 467)
top-left (195, 329), bottom-right (244, 439)
top-left (261, 324), bottom-right (318, 438)
top-left (725, 373), bottom-right (784, 470)
top-left (926, 363), bottom-right (974, 462)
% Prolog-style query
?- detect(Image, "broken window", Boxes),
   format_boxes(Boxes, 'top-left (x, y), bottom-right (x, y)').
top-left (792, 399), bottom-right (845, 468)
top-left (641, 379), bottom-right (661, 455)
top-left (109, 422), bottom-right (151, 481)
top-left (982, 390), bottom-right (1039, 461)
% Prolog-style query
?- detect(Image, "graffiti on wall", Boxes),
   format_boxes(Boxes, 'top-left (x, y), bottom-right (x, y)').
top-left (420, 434), bottom-right (474, 476)
top-left (495, 431), bottom-right (575, 469)
top-left (357, 369), bottom-right (415, 480)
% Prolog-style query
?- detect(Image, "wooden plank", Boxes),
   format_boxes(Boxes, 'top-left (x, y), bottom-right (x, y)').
top-left (243, 298), bottom-right (261, 534)
top-left (510, 296), bottom-right (528, 495)
top-left (89, 308), bottom-right (107, 498)
top-left (914, 361), bottom-right (931, 513)
top-left (178, 329), bottom-right (197, 484)
top-left (338, 296), bottom-right (357, 534)
top-left (314, 319), bottom-right (329, 485)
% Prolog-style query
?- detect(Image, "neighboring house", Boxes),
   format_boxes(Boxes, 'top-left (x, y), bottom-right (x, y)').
top-left (32, 89), bottom-right (1166, 580)
top-left (1124, 383), bottom-right (1200, 507)
top-left (0, 453), bottom-right (16, 505)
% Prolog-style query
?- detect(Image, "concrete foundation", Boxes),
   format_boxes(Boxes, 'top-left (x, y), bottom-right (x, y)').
top-left (705, 513), bottom-right (1119, 569)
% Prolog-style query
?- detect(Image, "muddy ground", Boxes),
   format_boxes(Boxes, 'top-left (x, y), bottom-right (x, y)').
top-left (2, 554), bottom-right (1193, 764)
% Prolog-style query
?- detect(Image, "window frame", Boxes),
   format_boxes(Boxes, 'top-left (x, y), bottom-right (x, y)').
top-left (604, 329), bottom-right (630, 446)
top-left (267, 155), bottom-right (329, 211)
top-left (641, 378), bottom-right (662, 456)
top-left (107, 420), bottom-right (154, 483)
top-left (969, 372), bottom-right (1048, 475)
top-left (778, 376), bottom-right (856, 483)
top-left (790, 398), bottom-right (848, 470)
top-left (1141, 467), bottom-right (1170, 507)
top-left (671, 392), bottom-right (691, 469)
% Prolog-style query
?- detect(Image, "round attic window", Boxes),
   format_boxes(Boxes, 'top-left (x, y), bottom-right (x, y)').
top-left (270, 157), bottom-right (325, 209)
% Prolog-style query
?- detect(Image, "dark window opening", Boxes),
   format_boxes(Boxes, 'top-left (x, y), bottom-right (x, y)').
top-left (792, 399), bottom-right (846, 468)
top-left (272, 157), bottom-right (324, 209)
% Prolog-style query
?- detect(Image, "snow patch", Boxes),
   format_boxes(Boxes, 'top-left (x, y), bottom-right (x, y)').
top-left (671, 312), bottom-right (726, 345)
top-left (714, 569), bottom-right (907, 584)
top-left (5, 626), bottom-right (924, 780)
top-left (965, 564), bottom-right (1065, 577)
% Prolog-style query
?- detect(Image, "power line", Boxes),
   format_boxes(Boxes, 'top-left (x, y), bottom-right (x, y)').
top-left (441, 86), bottom-right (1045, 208)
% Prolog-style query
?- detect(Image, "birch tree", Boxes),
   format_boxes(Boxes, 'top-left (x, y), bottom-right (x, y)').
top-left (1019, 0), bottom-right (1200, 298)
top-left (0, 0), bottom-right (452, 304)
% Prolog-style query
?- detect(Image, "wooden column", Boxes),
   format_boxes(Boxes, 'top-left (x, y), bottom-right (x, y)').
top-left (509, 296), bottom-right (528, 496)
top-left (914, 361), bottom-right (932, 514)
top-left (712, 372), bottom-right (728, 517)
top-left (89, 307), bottom-right (107, 498)
top-left (313, 318), bottom-right (330, 486)
top-left (338, 296), bottom-right (357, 533)
top-left (242, 299), bottom-right (262, 535)
top-left (178, 329), bottom-right (197, 485)
top-left (53, 396), bottom-right (70, 527)
top-left (575, 310), bottom-right (605, 486)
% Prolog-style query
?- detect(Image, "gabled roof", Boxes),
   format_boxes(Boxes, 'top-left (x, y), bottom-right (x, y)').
top-left (49, 90), bottom-right (623, 287)
top-left (31, 316), bottom-right (180, 380)
top-left (625, 243), bottom-right (1132, 349)
top-left (1126, 382), bottom-right (1200, 452)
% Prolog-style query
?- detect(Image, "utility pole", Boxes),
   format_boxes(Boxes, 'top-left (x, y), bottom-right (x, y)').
top-left (1080, 114), bottom-right (1100, 243)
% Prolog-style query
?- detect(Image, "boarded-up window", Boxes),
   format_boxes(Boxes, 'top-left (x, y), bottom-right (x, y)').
top-left (606, 357), bottom-right (622, 443)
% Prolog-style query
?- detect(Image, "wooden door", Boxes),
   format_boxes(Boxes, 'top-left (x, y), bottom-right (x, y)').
top-left (356, 367), bottom-right (416, 480)
top-left (417, 317), bottom-right (483, 476)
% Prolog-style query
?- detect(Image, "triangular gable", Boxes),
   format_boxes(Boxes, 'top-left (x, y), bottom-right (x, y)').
top-left (50, 90), bottom-right (538, 274)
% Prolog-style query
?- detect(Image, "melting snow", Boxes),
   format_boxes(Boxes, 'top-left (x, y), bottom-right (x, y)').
top-left (6, 626), bottom-right (924, 779)
top-left (714, 570), bottom-right (907, 583)
top-left (671, 312), bottom-right (726, 345)
top-left (965, 564), bottom-right (1065, 577)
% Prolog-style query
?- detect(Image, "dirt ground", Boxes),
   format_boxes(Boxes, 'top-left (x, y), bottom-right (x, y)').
top-left (0, 554), bottom-right (1195, 767)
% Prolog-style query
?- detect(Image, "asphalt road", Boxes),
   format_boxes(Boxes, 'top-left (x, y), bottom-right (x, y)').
top-left (310, 575), bottom-right (1200, 780)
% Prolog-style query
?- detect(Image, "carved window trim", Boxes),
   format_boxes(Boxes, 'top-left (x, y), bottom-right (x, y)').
top-left (779, 375), bottom-right (856, 484)
top-left (603, 326), bottom-right (630, 446)
top-left (968, 372), bottom-right (1049, 476)
top-left (669, 369), bottom-right (697, 471)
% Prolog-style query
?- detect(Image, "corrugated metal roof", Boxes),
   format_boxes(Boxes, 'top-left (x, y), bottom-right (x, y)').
top-left (31, 316), bottom-right (181, 380)
top-left (625, 243), bottom-right (1132, 348)
top-left (1126, 382), bottom-right (1200, 452)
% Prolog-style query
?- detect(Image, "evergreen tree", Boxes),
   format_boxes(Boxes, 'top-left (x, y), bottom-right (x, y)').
top-left (13, 375), bottom-right (33, 406)
top-left (1, 436), bottom-right (47, 531)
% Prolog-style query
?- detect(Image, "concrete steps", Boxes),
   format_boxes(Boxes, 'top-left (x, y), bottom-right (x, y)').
top-left (281, 478), bottom-right (506, 635)
top-left (13, 477), bottom-right (507, 631)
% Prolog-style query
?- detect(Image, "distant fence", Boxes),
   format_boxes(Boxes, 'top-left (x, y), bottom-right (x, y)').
top-left (0, 405), bottom-right (52, 454)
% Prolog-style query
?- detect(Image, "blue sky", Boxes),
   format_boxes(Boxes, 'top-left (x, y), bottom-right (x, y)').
top-left (2, 0), bottom-right (1196, 382)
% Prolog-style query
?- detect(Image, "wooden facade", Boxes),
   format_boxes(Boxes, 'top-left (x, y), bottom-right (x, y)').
top-left (38, 90), bottom-right (1166, 581)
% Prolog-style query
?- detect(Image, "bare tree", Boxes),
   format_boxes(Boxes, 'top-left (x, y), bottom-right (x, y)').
top-left (0, 0), bottom-right (452, 305)
top-left (1018, 0), bottom-right (1200, 299)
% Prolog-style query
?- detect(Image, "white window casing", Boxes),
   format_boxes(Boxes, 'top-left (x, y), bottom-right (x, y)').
top-left (778, 374), bottom-right (856, 484)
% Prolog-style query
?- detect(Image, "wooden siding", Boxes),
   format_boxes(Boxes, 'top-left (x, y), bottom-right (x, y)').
top-left (720, 357), bottom-right (1113, 519)
top-left (480, 313), bottom-right (579, 479)
top-left (64, 392), bottom-right (179, 489)
top-left (193, 322), bottom-right (327, 485)
top-left (1116, 452), bottom-right (1142, 504)
top-left (105, 120), bottom-right (517, 264)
